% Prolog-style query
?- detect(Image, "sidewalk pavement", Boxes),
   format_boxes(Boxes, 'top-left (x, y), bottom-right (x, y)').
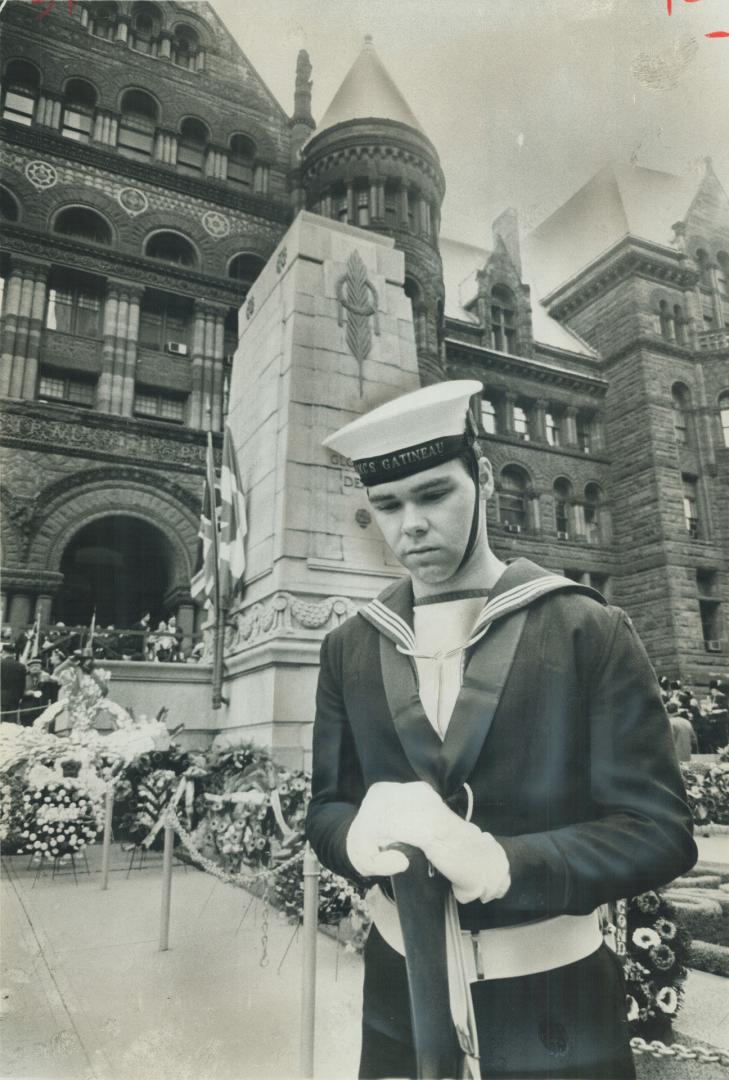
top-left (1, 841), bottom-right (728, 1080)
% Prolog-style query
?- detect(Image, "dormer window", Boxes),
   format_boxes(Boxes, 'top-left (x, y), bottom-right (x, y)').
top-left (490, 285), bottom-right (516, 353)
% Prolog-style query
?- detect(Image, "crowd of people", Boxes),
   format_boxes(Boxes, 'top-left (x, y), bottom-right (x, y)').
top-left (659, 674), bottom-right (729, 760)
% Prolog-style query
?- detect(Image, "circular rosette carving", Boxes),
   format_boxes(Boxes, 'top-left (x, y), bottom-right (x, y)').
top-left (117, 187), bottom-right (149, 217)
top-left (25, 160), bottom-right (58, 191)
top-left (202, 210), bottom-right (230, 238)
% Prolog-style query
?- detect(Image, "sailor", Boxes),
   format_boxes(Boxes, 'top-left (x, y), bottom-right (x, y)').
top-left (306, 380), bottom-right (697, 1079)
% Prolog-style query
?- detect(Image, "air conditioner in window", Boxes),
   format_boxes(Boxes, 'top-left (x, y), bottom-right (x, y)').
top-left (504, 523), bottom-right (522, 534)
top-left (557, 531), bottom-right (569, 541)
top-left (166, 341), bottom-right (188, 356)
top-left (705, 640), bottom-right (724, 652)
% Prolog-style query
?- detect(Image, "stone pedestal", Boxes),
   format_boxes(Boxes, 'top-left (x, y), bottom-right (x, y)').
top-left (218, 211), bottom-right (420, 765)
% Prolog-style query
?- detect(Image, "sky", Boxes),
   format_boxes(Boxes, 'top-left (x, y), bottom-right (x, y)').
top-left (213, 0), bottom-right (729, 245)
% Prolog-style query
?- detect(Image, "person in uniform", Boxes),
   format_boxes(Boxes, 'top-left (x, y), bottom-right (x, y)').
top-left (1, 641), bottom-right (26, 723)
top-left (17, 657), bottom-right (58, 727)
top-left (306, 381), bottom-right (697, 1080)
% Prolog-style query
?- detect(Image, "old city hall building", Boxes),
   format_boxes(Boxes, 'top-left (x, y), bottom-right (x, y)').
top-left (1, 0), bottom-right (727, 685)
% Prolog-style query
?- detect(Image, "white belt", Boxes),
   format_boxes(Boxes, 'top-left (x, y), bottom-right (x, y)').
top-left (366, 885), bottom-right (602, 982)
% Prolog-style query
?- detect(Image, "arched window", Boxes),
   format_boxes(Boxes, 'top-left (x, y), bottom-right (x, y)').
top-left (583, 483), bottom-right (604, 544)
top-left (2, 60), bottom-right (40, 126)
top-left (228, 253), bottom-right (264, 292)
top-left (553, 478), bottom-right (572, 538)
top-left (545, 408), bottom-right (562, 447)
top-left (228, 134), bottom-right (256, 188)
top-left (118, 88), bottom-right (158, 160)
top-left (145, 231), bottom-right (197, 267)
top-left (131, 2), bottom-right (161, 54)
top-left (671, 383), bottom-right (691, 447)
top-left (87, 2), bottom-right (118, 39)
top-left (491, 285), bottom-right (516, 353)
top-left (404, 277), bottom-right (426, 353)
top-left (173, 25), bottom-right (200, 69)
top-left (62, 78), bottom-right (97, 143)
top-left (356, 185), bottom-right (370, 227)
top-left (658, 299), bottom-right (674, 340)
top-left (46, 269), bottom-right (103, 337)
top-left (499, 466), bottom-right (529, 532)
top-left (719, 391), bottom-right (729, 448)
top-left (481, 396), bottom-right (497, 435)
top-left (178, 117), bottom-right (209, 175)
top-left (0, 187), bottom-right (20, 223)
top-left (54, 207), bottom-right (112, 246)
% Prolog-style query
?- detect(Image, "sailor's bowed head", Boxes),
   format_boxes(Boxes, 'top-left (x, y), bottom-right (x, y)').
top-left (323, 380), bottom-right (484, 487)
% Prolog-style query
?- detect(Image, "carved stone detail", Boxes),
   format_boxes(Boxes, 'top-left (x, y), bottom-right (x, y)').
top-left (202, 210), bottom-right (230, 238)
top-left (276, 246), bottom-right (287, 273)
top-left (226, 592), bottom-right (357, 654)
top-left (3, 493), bottom-right (41, 557)
top-left (336, 250), bottom-right (380, 394)
top-left (117, 187), bottom-right (149, 216)
top-left (25, 159), bottom-right (58, 190)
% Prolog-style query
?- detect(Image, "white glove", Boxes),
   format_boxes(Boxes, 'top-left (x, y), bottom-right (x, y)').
top-left (346, 781), bottom-right (439, 877)
top-left (424, 818), bottom-right (511, 904)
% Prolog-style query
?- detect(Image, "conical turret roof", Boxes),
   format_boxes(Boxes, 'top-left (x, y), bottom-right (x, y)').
top-left (315, 37), bottom-right (426, 137)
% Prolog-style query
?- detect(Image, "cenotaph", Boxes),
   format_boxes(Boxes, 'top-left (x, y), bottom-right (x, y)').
top-left (217, 211), bottom-right (420, 765)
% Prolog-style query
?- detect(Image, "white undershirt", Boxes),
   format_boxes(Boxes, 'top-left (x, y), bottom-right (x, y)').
top-left (412, 595), bottom-right (486, 739)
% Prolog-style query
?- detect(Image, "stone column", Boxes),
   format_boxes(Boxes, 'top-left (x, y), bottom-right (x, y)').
top-left (115, 14), bottom-right (130, 43)
top-left (707, 262), bottom-right (725, 327)
top-left (211, 305), bottom-right (226, 432)
top-left (36, 93), bottom-right (62, 129)
top-left (503, 391), bottom-right (517, 434)
top-left (7, 593), bottom-right (32, 634)
top-left (1, 258), bottom-right (49, 401)
top-left (195, 49), bottom-right (206, 72)
top-left (35, 594), bottom-right (54, 626)
top-left (175, 601), bottom-right (196, 655)
top-left (157, 30), bottom-right (172, 59)
top-left (97, 280), bottom-right (142, 415)
top-left (253, 165), bottom-right (269, 194)
top-left (189, 301), bottom-right (207, 429)
top-left (573, 503), bottom-right (586, 538)
top-left (92, 110), bottom-right (118, 146)
top-left (533, 399), bottom-right (548, 442)
top-left (564, 406), bottom-right (578, 446)
top-left (154, 130), bottom-right (178, 165)
top-left (121, 286), bottom-right (142, 416)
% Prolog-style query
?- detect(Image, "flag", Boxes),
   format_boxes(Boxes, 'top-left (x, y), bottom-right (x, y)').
top-left (191, 433), bottom-right (220, 611)
top-left (219, 424), bottom-right (247, 606)
top-left (86, 609), bottom-right (96, 651)
top-left (19, 614), bottom-right (40, 665)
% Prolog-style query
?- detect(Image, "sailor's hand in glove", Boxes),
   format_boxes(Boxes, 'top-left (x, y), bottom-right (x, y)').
top-left (346, 781), bottom-right (440, 877)
top-left (423, 816), bottom-right (511, 904)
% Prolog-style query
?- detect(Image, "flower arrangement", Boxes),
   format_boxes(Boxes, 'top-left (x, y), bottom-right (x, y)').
top-left (681, 760), bottom-right (729, 826)
top-left (624, 890), bottom-right (691, 1039)
top-left (14, 777), bottom-right (98, 861)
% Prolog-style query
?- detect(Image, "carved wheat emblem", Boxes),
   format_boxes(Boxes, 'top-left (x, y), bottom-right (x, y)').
top-left (336, 250), bottom-right (380, 395)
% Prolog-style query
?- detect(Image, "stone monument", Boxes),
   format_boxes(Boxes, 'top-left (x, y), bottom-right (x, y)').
top-left (218, 211), bottom-right (420, 765)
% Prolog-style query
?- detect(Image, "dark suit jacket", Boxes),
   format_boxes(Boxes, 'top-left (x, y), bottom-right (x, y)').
top-left (1, 656), bottom-right (27, 719)
top-left (306, 558), bottom-right (697, 930)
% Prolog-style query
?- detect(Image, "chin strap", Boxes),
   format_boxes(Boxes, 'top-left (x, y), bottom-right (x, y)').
top-left (455, 448), bottom-right (482, 575)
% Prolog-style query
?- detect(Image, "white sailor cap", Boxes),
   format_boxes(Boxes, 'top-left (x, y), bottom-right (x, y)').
top-left (323, 380), bottom-right (483, 487)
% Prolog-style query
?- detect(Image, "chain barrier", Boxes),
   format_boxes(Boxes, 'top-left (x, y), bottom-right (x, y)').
top-left (163, 804), bottom-right (304, 887)
top-left (630, 1037), bottom-right (729, 1067)
top-left (260, 876), bottom-right (270, 968)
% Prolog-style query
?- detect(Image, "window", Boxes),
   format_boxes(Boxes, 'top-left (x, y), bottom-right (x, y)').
top-left (118, 89), bottom-right (157, 160)
top-left (720, 391), bottom-right (729, 448)
top-left (227, 254), bottom-right (264, 293)
top-left (134, 389), bottom-right (186, 423)
top-left (138, 291), bottom-right (191, 351)
top-left (38, 372), bottom-right (96, 407)
top-left (682, 475), bottom-right (700, 539)
top-left (499, 466), bottom-right (529, 530)
top-left (491, 285), bottom-right (516, 353)
top-left (172, 25), bottom-right (200, 69)
top-left (224, 308), bottom-right (238, 361)
top-left (717, 252), bottom-right (729, 298)
top-left (545, 410), bottom-right (561, 447)
top-left (554, 478), bottom-right (572, 537)
top-left (88, 2), bottom-right (118, 38)
top-left (62, 79), bottom-right (96, 143)
top-left (0, 187), bottom-right (19, 222)
top-left (145, 231), bottom-right (197, 267)
top-left (696, 249), bottom-right (712, 290)
top-left (384, 184), bottom-right (398, 228)
top-left (512, 404), bottom-right (529, 440)
top-left (481, 397), bottom-right (497, 435)
top-left (404, 277), bottom-right (426, 353)
top-left (658, 299), bottom-right (674, 340)
top-left (583, 483), bottom-right (603, 544)
top-left (356, 187), bottom-right (369, 227)
top-left (333, 189), bottom-right (348, 223)
top-left (577, 414), bottom-right (592, 454)
top-left (671, 383), bottom-right (691, 447)
top-left (54, 207), bottom-right (112, 246)
top-left (228, 134), bottom-right (255, 188)
top-left (406, 189), bottom-right (415, 232)
top-left (178, 117), bottom-right (209, 176)
top-left (46, 273), bottom-right (102, 336)
top-left (2, 60), bottom-right (40, 126)
top-left (130, 2), bottom-right (161, 54)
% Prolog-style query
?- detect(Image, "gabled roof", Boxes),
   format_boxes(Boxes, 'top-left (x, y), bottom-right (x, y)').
top-left (440, 237), bottom-right (598, 359)
top-left (313, 37), bottom-right (426, 138)
top-left (523, 162), bottom-right (702, 300)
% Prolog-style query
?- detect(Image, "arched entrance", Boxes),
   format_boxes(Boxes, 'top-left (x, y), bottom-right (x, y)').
top-left (55, 516), bottom-right (173, 626)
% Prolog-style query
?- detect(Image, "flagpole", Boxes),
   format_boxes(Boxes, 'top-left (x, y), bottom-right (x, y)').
top-left (206, 427), bottom-right (225, 711)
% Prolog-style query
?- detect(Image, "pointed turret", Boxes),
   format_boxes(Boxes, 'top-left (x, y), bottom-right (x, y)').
top-left (300, 38), bottom-right (446, 384)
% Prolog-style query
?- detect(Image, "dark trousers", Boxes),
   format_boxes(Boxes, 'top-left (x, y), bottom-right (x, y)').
top-left (359, 927), bottom-right (636, 1080)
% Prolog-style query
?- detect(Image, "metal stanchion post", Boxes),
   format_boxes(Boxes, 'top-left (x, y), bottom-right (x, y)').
top-left (100, 785), bottom-right (114, 891)
top-left (299, 843), bottom-right (320, 1079)
top-left (159, 822), bottom-right (174, 952)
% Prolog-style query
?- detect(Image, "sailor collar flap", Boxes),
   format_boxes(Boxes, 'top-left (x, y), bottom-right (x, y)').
top-left (358, 560), bottom-right (606, 794)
